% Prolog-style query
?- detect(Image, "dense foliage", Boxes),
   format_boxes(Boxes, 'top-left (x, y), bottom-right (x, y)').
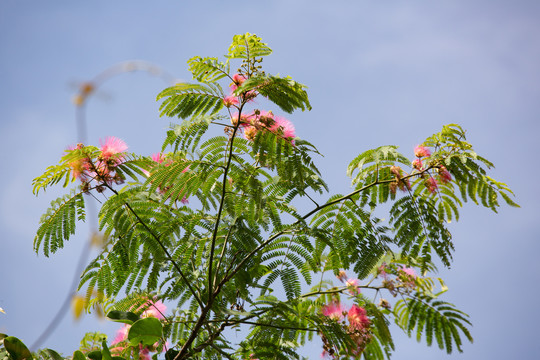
top-left (1, 33), bottom-right (518, 360)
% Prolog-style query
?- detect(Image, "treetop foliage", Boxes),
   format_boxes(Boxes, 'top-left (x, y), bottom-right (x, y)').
top-left (4, 32), bottom-right (518, 360)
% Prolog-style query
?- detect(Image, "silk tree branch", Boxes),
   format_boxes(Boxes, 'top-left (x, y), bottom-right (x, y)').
top-left (176, 105), bottom-right (247, 360)
top-left (219, 165), bottom-right (439, 288)
top-left (219, 179), bottom-right (385, 287)
top-left (106, 185), bottom-right (204, 309)
top-left (207, 103), bottom-right (246, 301)
top-left (213, 219), bottom-right (240, 289)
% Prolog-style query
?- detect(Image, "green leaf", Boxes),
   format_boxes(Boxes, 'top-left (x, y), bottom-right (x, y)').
top-left (157, 83), bottom-right (224, 119)
top-left (32, 163), bottom-right (73, 196)
top-left (106, 310), bottom-right (140, 325)
top-left (3, 337), bottom-right (32, 360)
top-left (128, 318), bottom-right (163, 346)
top-left (500, 190), bottom-right (520, 208)
top-left (32, 146), bottom-right (100, 195)
top-left (41, 349), bottom-right (64, 360)
top-left (100, 340), bottom-right (112, 360)
top-left (34, 189), bottom-right (86, 257)
top-left (86, 352), bottom-right (101, 360)
top-left (187, 56), bottom-right (230, 83)
top-left (73, 351), bottom-right (86, 360)
top-left (394, 295), bottom-right (473, 354)
top-left (226, 33), bottom-right (272, 59)
top-left (347, 145), bottom-right (410, 185)
top-left (236, 75), bottom-right (311, 113)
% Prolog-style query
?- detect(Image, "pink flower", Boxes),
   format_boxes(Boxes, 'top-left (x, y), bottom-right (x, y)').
top-left (321, 302), bottom-right (345, 321)
top-left (100, 136), bottom-right (128, 160)
top-left (414, 145), bottom-right (431, 158)
top-left (233, 110), bottom-right (296, 142)
top-left (425, 177), bottom-right (438, 193)
top-left (399, 267), bottom-right (417, 288)
top-left (142, 300), bottom-right (167, 320)
top-left (400, 267), bottom-right (416, 278)
top-left (138, 347), bottom-right (151, 360)
top-left (270, 116), bottom-right (296, 139)
top-left (230, 73), bottom-right (246, 92)
top-left (65, 144), bottom-right (79, 152)
top-left (439, 166), bottom-right (452, 183)
top-left (232, 73), bottom-right (246, 85)
top-left (348, 305), bottom-right (370, 330)
top-left (229, 73), bottom-right (257, 99)
top-left (151, 153), bottom-right (164, 164)
top-left (412, 158), bottom-right (423, 170)
top-left (345, 279), bottom-right (361, 295)
top-left (223, 95), bottom-right (239, 107)
top-left (112, 324), bottom-right (130, 345)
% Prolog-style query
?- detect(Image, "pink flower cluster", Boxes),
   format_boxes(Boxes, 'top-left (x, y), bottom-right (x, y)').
top-left (414, 145), bottom-right (431, 158)
top-left (412, 145), bottom-right (430, 171)
top-left (321, 301), bottom-right (346, 321)
top-left (348, 305), bottom-right (371, 331)
top-left (411, 144), bottom-right (453, 194)
top-left (230, 73), bottom-right (246, 92)
top-left (424, 165), bottom-right (453, 194)
top-left (378, 263), bottom-right (418, 295)
top-left (321, 302), bottom-right (371, 358)
top-left (388, 165), bottom-right (411, 194)
top-left (222, 73), bottom-right (257, 108)
top-left (223, 74), bottom-right (296, 143)
top-left (425, 177), bottom-right (438, 194)
top-left (336, 271), bottom-right (361, 295)
top-left (100, 136), bottom-right (128, 160)
top-left (66, 136), bottom-right (128, 191)
top-left (321, 302), bottom-right (371, 331)
top-left (110, 300), bottom-right (167, 360)
top-left (398, 266), bottom-right (417, 288)
top-left (438, 166), bottom-right (452, 183)
top-left (231, 110), bottom-right (296, 143)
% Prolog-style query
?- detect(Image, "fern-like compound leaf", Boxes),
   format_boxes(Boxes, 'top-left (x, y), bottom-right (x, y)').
top-left (393, 295), bottom-right (473, 354)
top-left (34, 188), bottom-right (86, 257)
top-left (347, 145), bottom-right (410, 187)
top-left (157, 83), bottom-right (224, 119)
top-left (187, 56), bottom-right (230, 83)
top-left (226, 33), bottom-right (273, 60)
top-left (237, 75), bottom-right (312, 113)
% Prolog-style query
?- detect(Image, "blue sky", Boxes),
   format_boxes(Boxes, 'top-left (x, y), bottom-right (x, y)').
top-left (1, 1), bottom-right (539, 359)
